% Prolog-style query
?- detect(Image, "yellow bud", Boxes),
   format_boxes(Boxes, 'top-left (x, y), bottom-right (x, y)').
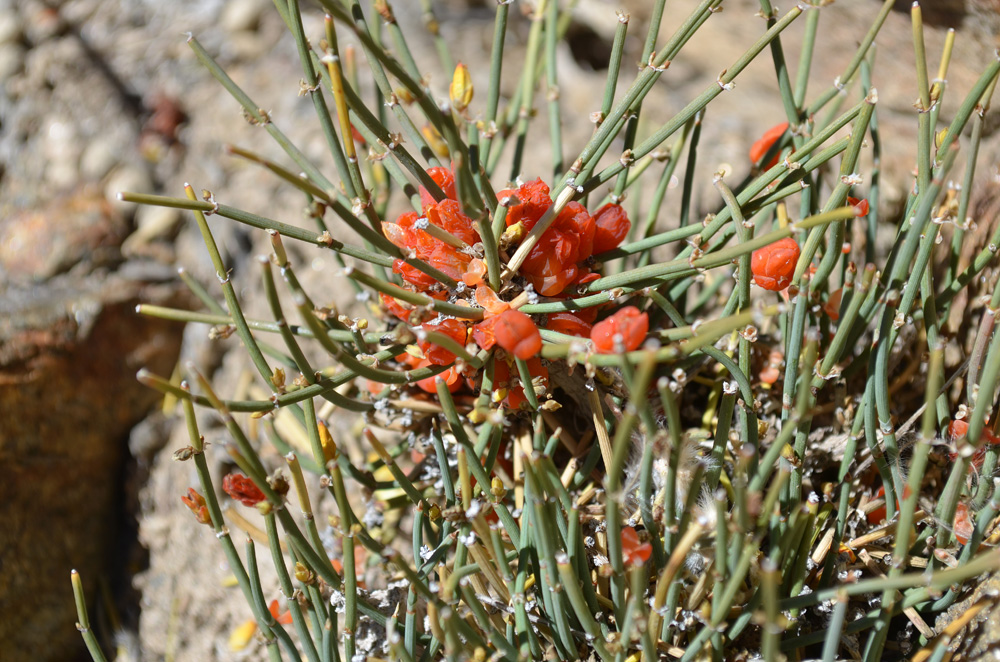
top-left (371, 158), bottom-right (388, 189)
top-left (595, 368), bottom-right (616, 387)
top-left (294, 562), bottom-right (315, 584)
top-left (318, 421), bottom-right (338, 464)
top-left (421, 124), bottom-right (449, 157)
top-left (935, 128), bottom-right (948, 149)
top-left (492, 387), bottom-right (508, 404)
top-left (270, 367), bottom-right (285, 389)
top-left (356, 318), bottom-right (368, 330)
top-left (395, 87), bottom-right (416, 105)
top-left (228, 619), bottom-right (258, 651)
top-left (490, 476), bottom-right (506, 499)
top-left (499, 221), bottom-right (525, 251)
top-left (428, 503), bottom-right (441, 521)
top-left (449, 62), bottom-right (473, 113)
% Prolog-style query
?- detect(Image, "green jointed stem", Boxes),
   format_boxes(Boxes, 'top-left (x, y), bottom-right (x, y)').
top-left (571, 0), bottom-right (721, 179)
top-left (805, 0), bottom-right (895, 115)
top-left (72, 570), bottom-right (109, 662)
top-left (587, 6), bottom-right (803, 191)
top-left (321, 14), bottom-right (372, 221)
top-left (598, 11), bottom-right (629, 135)
top-left (478, 1), bottom-right (509, 168)
top-left (912, 5), bottom-right (933, 207)
top-left (137, 304), bottom-right (381, 345)
top-left (544, 0), bottom-right (562, 180)
top-left (187, 35), bottom-right (336, 191)
top-left (346, 268), bottom-right (480, 319)
top-left (180, 391), bottom-right (295, 660)
top-left (328, 1), bottom-right (440, 167)
top-left (508, 0), bottom-right (548, 181)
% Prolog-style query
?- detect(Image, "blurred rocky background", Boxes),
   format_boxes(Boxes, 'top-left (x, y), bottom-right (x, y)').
top-left (1, 0), bottom-right (999, 659)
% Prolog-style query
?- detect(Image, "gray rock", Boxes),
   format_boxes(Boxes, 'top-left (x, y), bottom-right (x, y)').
top-left (105, 163), bottom-right (153, 217)
top-left (80, 134), bottom-right (123, 181)
top-left (220, 0), bottom-right (268, 33)
top-left (0, 10), bottom-right (23, 46)
top-left (0, 42), bottom-right (24, 82)
top-left (42, 118), bottom-right (82, 189)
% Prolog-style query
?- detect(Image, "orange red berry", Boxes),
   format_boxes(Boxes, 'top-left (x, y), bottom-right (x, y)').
top-left (621, 526), bottom-right (652, 567)
top-left (421, 318), bottom-right (467, 366)
top-left (592, 203), bottom-right (632, 255)
top-left (497, 181), bottom-right (629, 296)
top-left (492, 356), bottom-right (547, 409)
top-left (462, 258), bottom-right (487, 287)
top-left (953, 503), bottom-right (974, 546)
top-left (474, 285), bottom-right (509, 316)
top-left (824, 288), bottom-right (843, 321)
top-left (494, 310), bottom-right (542, 360)
top-left (544, 311), bottom-right (592, 337)
top-left (750, 122), bottom-right (789, 169)
top-left (847, 196), bottom-right (870, 217)
top-left (865, 484), bottom-right (898, 525)
top-left (946, 417), bottom-right (1000, 470)
top-left (499, 178), bottom-right (552, 230)
top-left (415, 362), bottom-right (462, 394)
top-left (419, 166), bottom-right (457, 210)
top-left (268, 600), bottom-right (294, 625)
top-left (591, 306), bottom-right (648, 353)
top-left (758, 349), bottom-right (784, 385)
top-left (751, 237), bottom-right (800, 291)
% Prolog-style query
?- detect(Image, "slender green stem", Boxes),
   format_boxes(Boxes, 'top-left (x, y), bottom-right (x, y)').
top-left (72, 570), bottom-right (109, 662)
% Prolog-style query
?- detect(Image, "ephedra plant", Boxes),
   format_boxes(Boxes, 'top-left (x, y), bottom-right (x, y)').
top-left (72, 0), bottom-right (1000, 660)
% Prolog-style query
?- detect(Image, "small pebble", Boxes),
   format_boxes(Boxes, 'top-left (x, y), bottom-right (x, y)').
top-left (43, 119), bottom-right (81, 188)
top-left (80, 136), bottom-right (121, 181)
top-left (221, 0), bottom-right (268, 33)
top-left (0, 11), bottom-right (23, 45)
top-left (105, 164), bottom-right (153, 217)
top-left (122, 204), bottom-right (181, 254)
top-left (0, 43), bottom-right (24, 81)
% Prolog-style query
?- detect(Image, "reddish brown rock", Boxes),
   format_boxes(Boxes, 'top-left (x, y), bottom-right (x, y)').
top-left (0, 274), bottom-right (185, 661)
top-left (0, 186), bottom-right (127, 281)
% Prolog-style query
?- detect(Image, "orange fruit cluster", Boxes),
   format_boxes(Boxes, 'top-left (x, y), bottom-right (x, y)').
top-left (499, 179), bottom-right (630, 298)
top-left (379, 170), bottom-right (646, 407)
